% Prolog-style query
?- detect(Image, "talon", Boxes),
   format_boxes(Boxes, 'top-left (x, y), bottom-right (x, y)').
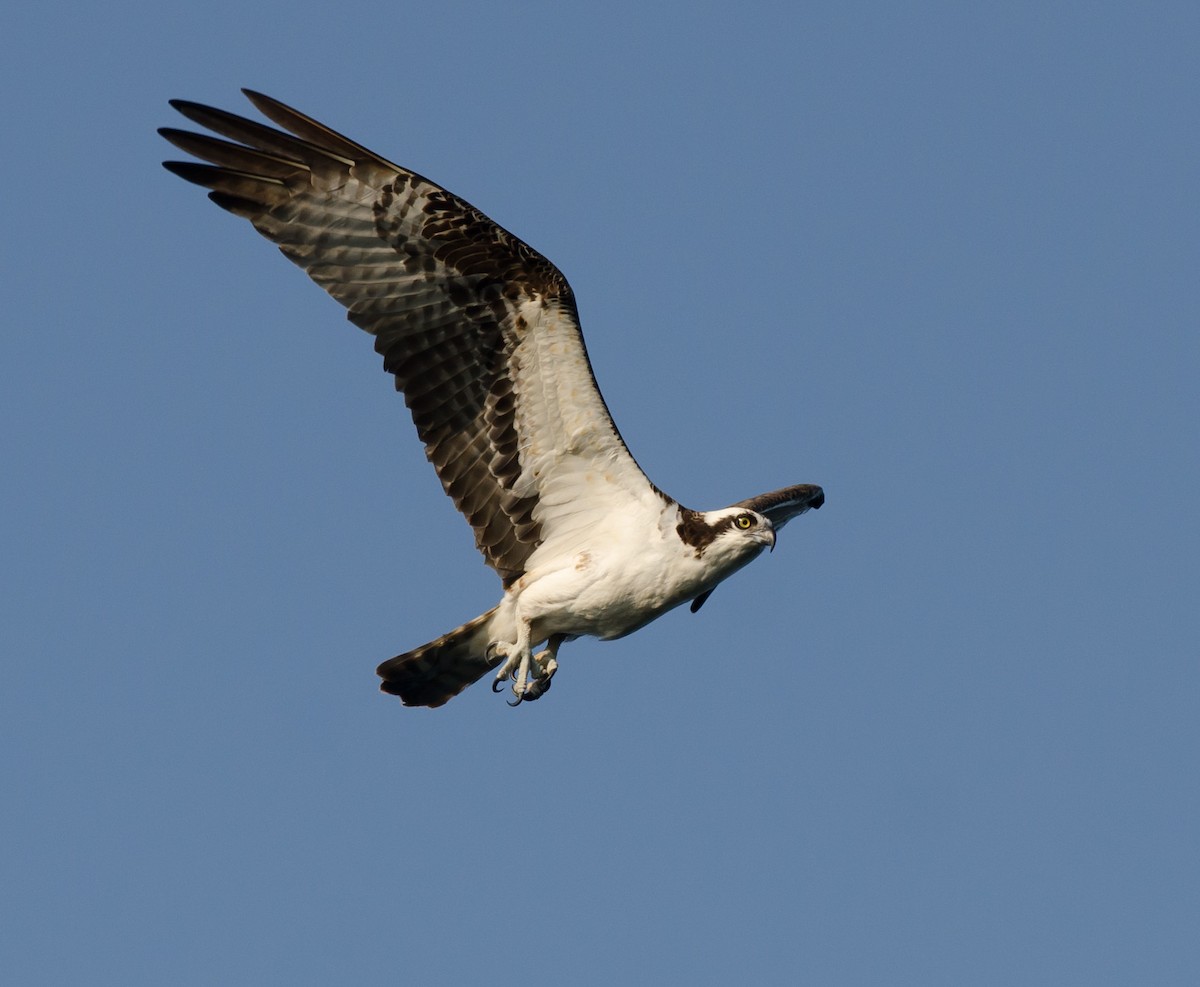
top-left (491, 632), bottom-right (562, 707)
top-left (513, 671), bottom-right (528, 700)
top-left (519, 651), bottom-right (557, 702)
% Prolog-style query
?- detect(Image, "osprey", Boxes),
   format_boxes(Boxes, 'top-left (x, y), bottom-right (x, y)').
top-left (160, 91), bottom-right (824, 707)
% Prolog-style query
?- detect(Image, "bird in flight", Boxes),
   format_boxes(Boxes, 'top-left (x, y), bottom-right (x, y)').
top-left (160, 91), bottom-right (824, 708)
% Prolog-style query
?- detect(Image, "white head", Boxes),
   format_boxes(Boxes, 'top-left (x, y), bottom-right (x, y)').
top-left (676, 506), bottom-right (777, 566)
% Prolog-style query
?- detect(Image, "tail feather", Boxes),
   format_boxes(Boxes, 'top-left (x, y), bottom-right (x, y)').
top-left (376, 607), bottom-right (498, 708)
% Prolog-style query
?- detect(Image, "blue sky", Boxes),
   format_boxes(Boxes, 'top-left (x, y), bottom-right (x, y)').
top-left (3, 2), bottom-right (1198, 983)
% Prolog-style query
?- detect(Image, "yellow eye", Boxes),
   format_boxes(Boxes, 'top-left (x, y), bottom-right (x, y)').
top-left (735, 513), bottom-right (756, 530)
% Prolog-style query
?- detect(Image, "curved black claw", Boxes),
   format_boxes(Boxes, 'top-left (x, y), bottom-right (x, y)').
top-left (492, 678), bottom-right (507, 694)
top-left (506, 692), bottom-right (524, 707)
top-left (522, 677), bottom-right (552, 702)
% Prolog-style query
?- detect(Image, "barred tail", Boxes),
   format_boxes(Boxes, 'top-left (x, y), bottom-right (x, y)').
top-left (376, 607), bottom-right (499, 708)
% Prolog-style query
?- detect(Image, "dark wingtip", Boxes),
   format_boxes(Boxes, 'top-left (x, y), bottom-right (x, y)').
top-left (165, 98), bottom-right (213, 123)
top-left (161, 159), bottom-right (210, 182)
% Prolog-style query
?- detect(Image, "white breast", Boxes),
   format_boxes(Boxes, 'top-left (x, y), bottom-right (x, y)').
top-left (512, 504), bottom-right (765, 643)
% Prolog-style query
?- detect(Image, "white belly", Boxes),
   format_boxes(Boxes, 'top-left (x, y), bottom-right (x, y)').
top-left (510, 534), bottom-right (763, 643)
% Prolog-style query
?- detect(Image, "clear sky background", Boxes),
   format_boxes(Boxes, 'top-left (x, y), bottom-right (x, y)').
top-left (3, 2), bottom-right (1197, 984)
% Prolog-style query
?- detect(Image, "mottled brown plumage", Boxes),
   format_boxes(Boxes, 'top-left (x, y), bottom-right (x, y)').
top-left (162, 91), bottom-right (634, 586)
top-left (376, 607), bottom-right (499, 707)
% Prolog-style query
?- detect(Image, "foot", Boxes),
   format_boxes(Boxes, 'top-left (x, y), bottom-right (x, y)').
top-left (520, 647), bottom-right (558, 702)
top-left (488, 635), bottom-right (562, 704)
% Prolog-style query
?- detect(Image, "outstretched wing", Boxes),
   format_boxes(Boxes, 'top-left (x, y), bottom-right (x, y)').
top-left (161, 91), bottom-right (666, 585)
top-left (734, 483), bottom-right (825, 531)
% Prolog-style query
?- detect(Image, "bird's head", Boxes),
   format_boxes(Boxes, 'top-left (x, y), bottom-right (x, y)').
top-left (676, 483), bottom-right (824, 568)
top-left (677, 506), bottom-right (777, 564)
top-left (711, 507), bottom-right (777, 554)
